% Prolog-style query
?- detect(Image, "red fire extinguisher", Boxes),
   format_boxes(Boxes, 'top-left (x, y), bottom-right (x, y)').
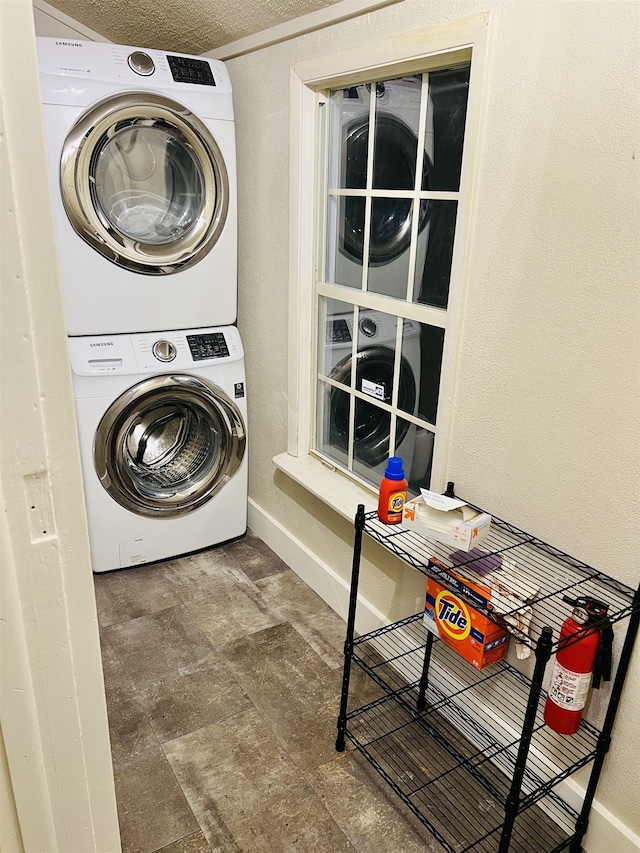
top-left (544, 596), bottom-right (613, 736)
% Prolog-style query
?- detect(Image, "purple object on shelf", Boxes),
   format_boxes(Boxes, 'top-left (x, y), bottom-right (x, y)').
top-left (450, 548), bottom-right (503, 577)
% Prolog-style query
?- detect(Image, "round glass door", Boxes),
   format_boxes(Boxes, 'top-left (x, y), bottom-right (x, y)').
top-left (92, 125), bottom-right (206, 245)
top-left (61, 93), bottom-right (229, 274)
top-left (94, 374), bottom-right (245, 518)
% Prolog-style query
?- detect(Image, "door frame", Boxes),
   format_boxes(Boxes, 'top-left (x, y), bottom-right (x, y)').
top-left (0, 3), bottom-right (121, 851)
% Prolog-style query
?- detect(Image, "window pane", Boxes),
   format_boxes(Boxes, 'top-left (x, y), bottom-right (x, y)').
top-left (402, 322), bottom-right (445, 425)
top-left (372, 75), bottom-right (422, 190)
top-left (424, 65), bottom-right (470, 192)
top-left (317, 298), bottom-right (354, 379)
top-left (397, 418), bottom-right (434, 496)
top-left (327, 84), bottom-right (370, 189)
top-left (354, 310), bottom-right (398, 407)
top-left (352, 398), bottom-right (391, 481)
top-left (413, 200), bottom-right (458, 308)
top-left (329, 195), bottom-right (364, 289)
top-left (365, 198), bottom-right (412, 299)
top-left (396, 319), bottom-right (422, 418)
top-left (316, 380), bottom-right (350, 468)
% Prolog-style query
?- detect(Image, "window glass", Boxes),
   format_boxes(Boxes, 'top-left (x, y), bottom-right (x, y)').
top-left (317, 298), bottom-right (355, 378)
top-left (402, 322), bottom-right (445, 425)
top-left (316, 381), bottom-right (350, 468)
top-left (315, 58), bottom-right (471, 493)
top-left (413, 200), bottom-right (458, 308)
top-left (424, 66), bottom-right (470, 192)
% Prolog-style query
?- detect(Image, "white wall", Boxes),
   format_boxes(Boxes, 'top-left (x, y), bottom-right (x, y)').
top-left (227, 0), bottom-right (640, 845)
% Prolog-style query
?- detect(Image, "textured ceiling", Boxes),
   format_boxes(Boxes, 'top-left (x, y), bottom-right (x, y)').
top-left (44, 0), bottom-right (346, 54)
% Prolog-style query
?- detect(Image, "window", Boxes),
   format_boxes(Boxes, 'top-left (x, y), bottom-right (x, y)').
top-left (315, 65), bottom-right (470, 496)
top-left (280, 14), bottom-right (490, 506)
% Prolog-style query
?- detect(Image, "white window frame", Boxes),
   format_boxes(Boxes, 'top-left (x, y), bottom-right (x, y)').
top-left (278, 12), bottom-right (491, 508)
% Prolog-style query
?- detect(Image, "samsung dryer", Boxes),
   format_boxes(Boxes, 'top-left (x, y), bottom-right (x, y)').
top-left (37, 38), bottom-right (237, 335)
top-left (69, 325), bottom-right (247, 572)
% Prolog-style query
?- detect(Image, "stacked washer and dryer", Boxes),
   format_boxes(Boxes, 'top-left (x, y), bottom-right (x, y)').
top-left (37, 39), bottom-right (248, 573)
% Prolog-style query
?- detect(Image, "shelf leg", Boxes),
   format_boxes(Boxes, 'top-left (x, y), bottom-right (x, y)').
top-left (498, 626), bottom-right (553, 853)
top-left (417, 631), bottom-right (434, 712)
top-left (336, 504), bottom-right (366, 753)
top-left (568, 584), bottom-right (640, 853)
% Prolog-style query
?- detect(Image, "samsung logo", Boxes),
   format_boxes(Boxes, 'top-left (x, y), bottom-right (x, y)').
top-left (90, 342), bottom-right (114, 347)
top-left (55, 41), bottom-right (83, 47)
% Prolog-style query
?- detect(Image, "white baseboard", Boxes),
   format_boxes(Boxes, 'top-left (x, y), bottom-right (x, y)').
top-left (247, 496), bottom-right (639, 853)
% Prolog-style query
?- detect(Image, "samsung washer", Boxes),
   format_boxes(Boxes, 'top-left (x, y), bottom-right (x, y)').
top-left (69, 326), bottom-right (247, 572)
top-left (37, 38), bottom-right (238, 335)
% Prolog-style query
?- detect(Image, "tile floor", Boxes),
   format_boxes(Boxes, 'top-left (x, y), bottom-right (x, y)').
top-left (95, 530), bottom-right (578, 853)
top-left (95, 530), bottom-right (444, 853)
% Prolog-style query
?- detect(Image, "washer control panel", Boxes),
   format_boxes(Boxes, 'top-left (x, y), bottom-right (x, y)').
top-left (187, 332), bottom-right (229, 361)
top-left (152, 340), bottom-right (177, 362)
top-left (68, 326), bottom-right (243, 377)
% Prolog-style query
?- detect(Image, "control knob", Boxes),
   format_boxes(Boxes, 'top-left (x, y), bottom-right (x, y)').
top-left (127, 51), bottom-right (155, 76)
top-left (152, 340), bottom-right (177, 362)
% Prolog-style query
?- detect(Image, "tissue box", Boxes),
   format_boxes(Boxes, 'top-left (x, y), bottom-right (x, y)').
top-left (424, 577), bottom-right (509, 669)
top-left (402, 491), bottom-right (491, 551)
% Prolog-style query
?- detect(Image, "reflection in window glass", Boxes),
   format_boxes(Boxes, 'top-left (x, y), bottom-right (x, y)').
top-left (316, 381), bottom-right (351, 468)
top-left (317, 58), bottom-right (471, 492)
top-left (398, 419), bottom-right (434, 497)
top-left (317, 298), bottom-right (354, 378)
top-left (424, 66), bottom-right (470, 192)
top-left (413, 201), bottom-right (458, 309)
top-left (404, 322), bottom-right (445, 425)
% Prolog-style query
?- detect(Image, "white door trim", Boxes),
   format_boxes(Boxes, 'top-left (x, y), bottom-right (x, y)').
top-left (1, 3), bottom-right (120, 851)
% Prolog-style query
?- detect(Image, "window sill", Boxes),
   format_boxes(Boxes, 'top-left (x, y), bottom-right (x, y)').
top-left (273, 452), bottom-right (377, 521)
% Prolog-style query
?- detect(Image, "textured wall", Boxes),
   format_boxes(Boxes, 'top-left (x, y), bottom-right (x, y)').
top-left (42, 0), bottom-right (346, 53)
top-left (228, 0), bottom-right (640, 838)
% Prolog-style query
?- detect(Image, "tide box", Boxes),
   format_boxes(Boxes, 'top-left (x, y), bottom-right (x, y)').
top-left (424, 577), bottom-right (509, 669)
top-left (402, 491), bottom-right (491, 552)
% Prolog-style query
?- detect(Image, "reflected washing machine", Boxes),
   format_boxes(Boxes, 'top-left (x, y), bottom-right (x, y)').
top-left (331, 76), bottom-right (434, 300)
top-left (69, 326), bottom-right (247, 572)
top-left (37, 38), bottom-right (237, 335)
top-left (320, 308), bottom-right (422, 477)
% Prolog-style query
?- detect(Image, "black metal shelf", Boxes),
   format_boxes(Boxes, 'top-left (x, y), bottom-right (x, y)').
top-left (351, 615), bottom-right (599, 809)
top-left (363, 510), bottom-right (636, 652)
top-left (346, 694), bottom-right (579, 853)
top-left (336, 499), bottom-right (640, 853)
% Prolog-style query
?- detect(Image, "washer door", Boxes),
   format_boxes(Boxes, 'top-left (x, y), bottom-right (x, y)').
top-left (341, 113), bottom-right (432, 266)
top-left (94, 374), bottom-right (245, 518)
top-left (61, 93), bottom-right (229, 275)
top-left (329, 346), bottom-right (416, 466)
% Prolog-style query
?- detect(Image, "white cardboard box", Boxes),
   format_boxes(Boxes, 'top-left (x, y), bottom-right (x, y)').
top-left (402, 490), bottom-right (492, 552)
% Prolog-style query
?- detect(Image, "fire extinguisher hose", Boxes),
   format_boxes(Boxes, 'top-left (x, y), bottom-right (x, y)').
top-left (592, 616), bottom-right (613, 688)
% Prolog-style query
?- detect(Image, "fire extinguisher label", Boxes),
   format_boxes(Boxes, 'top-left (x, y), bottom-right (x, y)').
top-left (547, 661), bottom-right (592, 711)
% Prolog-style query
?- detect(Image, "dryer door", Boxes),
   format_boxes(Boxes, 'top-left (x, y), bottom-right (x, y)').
top-left (94, 374), bottom-right (245, 518)
top-left (61, 93), bottom-right (229, 274)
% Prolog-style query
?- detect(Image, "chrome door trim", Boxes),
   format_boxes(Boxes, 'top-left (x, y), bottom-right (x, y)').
top-left (60, 93), bottom-right (230, 275)
top-left (94, 374), bottom-right (245, 518)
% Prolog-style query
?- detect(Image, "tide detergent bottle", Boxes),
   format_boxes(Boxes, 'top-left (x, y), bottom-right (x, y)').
top-left (377, 457), bottom-right (408, 524)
